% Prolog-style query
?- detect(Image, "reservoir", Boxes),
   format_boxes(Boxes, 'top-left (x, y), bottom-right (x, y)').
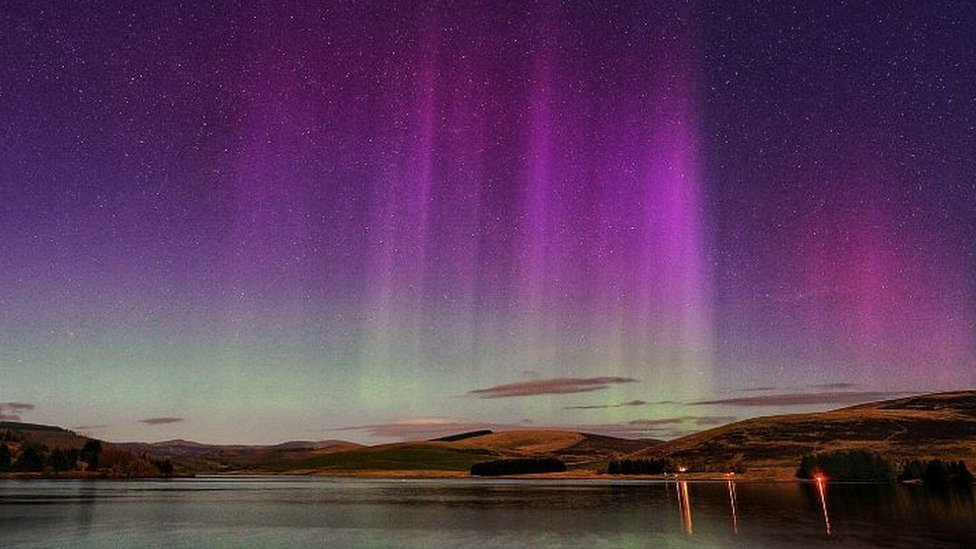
top-left (1, 476), bottom-right (973, 547)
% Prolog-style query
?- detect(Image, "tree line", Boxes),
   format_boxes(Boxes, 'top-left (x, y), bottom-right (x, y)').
top-left (470, 458), bottom-right (566, 476)
top-left (0, 439), bottom-right (174, 477)
top-left (796, 450), bottom-right (973, 485)
top-left (606, 458), bottom-right (746, 475)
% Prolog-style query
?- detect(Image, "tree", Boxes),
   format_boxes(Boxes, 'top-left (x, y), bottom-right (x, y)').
top-left (153, 459), bottom-right (174, 476)
top-left (14, 441), bottom-right (47, 472)
top-left (48, 447), bottom-right (77, 472)
top-left (796, 450), bottom-right (894, 482)
top-left (80, 439), bottom-right (102, 470)
top-left (898, 459), bottom-right (926, 481)
top-left (470, 458), bottom-right (566, 476)
top-left (0, 443), bottom-right (11, 471)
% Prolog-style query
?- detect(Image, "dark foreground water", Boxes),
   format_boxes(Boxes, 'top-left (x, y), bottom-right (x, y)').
top-left (1, 476), bottom-right (974, 548)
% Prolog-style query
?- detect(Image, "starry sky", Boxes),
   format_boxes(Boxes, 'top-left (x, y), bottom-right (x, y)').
top-left (1, 1), bottom-right (974, 444)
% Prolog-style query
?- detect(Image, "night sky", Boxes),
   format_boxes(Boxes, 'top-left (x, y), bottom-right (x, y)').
top-left (1, 1), bottom-right (974, 444)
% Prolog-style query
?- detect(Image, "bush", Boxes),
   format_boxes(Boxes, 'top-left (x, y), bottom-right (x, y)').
top-left (796, 450), bottom-right (894, 482)
top-left (470, 458), bottom-right (566, 476)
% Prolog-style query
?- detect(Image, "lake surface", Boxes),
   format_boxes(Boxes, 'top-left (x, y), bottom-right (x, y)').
top-left (1, 476), bottom-right (974, 547)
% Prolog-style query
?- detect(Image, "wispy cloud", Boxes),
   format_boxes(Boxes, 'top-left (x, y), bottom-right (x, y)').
top-left (565, 399), bottom-right (648, 410)
top-left (691, 391), bottom-right (911, 408)
top-left (332, 417), bottom-right (497, 440)
top-left (330, 414), bottom-right (740, 442)
top-left (138, 417), bottom-right (184, 425)
top-left (689, 415), bottom-right (740, 426)
top-left (0, 402), bottom-right (35, 421)
top-left (74, 424), bottom-right (110, 431)
top-left (809, 382), bottom-right (857, 390)
top-left (1, 402), bottom-right (35, 412)
top-left (468, 377), bottom-right (638, 399)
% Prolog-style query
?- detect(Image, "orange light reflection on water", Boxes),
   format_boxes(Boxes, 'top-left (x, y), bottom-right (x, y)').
top-left (676, 479), bottom-right (693, 535)
top-left (814, 474), bottom-right (832, 536)
top-left (727, 479), bottom-right (739, 535)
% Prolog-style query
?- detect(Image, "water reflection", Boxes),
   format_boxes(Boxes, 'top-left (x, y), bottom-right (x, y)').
top-left (814, 474), bottom-right (832, 537)
top-left (675, 480), bottom-right (693, 535)
top-left (727, 479), bottom-right (738, 535)
top-left (1, 479), bottom-right (975, 547)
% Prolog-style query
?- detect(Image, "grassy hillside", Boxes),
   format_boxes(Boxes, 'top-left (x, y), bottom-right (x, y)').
top-left (256, 430), bottom-right (660, 473)
top-left (627, 390), bottom-right (976, 477)
top-left (116, 439), bottom-right (364, 472)
top-left (263, 443), bottom-right (495, 472)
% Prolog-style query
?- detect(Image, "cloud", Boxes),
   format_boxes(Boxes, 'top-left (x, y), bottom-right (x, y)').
top-left (691, 391), bottom-right (911, 408)
top-left (74, 424), bottom-right (110, 431)
top-left (0, 402), bottom-right (36, 421)
top-left (808, 382), bottom-right (857, 390)
top-left (468, 377), bottom-right (638, 399)
top-left (330, 413), bottom-right (744, 442)
top-left (138, 417), bottom-right (184, 425)
top-left (565, 399), bottom-right (648, 410)
top-left (689, 415), bottom-right (739, 426)
top-left (332, 417), bottom-right (497, 440)
top-left (1, 402), bottom-right (35, 412)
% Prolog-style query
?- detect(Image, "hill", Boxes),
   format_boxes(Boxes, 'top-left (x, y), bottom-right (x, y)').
top-left (626, 390), bottom-right (976, 478)
top-left (0, 422), bottom-right (171, 478)
top-left (115, 439), bottom-right (364, 472)
top-left (258, 430), bottom-right (661, 474)
top-left (0, 421), bottom-right (94, 450)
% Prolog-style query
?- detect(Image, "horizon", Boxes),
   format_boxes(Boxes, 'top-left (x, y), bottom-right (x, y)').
top-left (2, 2), bottom-right (975, 446)
top-left (3, 387), bottom-right (966, 447)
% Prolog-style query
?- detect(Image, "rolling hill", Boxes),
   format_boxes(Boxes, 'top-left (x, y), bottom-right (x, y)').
top-left (115, 439), bottom-right (365, 472)
top-left (258, 430), bottom-right (661, 474)
top-left (626, 390), bottom-right (976, 478)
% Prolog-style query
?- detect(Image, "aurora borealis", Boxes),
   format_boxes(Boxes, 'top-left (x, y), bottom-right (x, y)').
top-left (1, 2), bottom-right (974, 444)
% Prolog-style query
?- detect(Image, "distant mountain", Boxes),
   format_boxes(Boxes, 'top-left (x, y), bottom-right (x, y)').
top-left (625, 390), bottom-right (976, 478)
top-left (115, 439), bottom-right (364, 472)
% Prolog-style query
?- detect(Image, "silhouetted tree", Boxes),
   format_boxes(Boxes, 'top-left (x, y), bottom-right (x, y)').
top-left (949, 461), bottom-right (974, 484)
top-left (607, 458), bottom-right (673, 475)
top-left (14, 441), bottom-right (47, 472)
top-left (152, 458), bottom-right (174, 476)
top-left (470, 458), bottom-right (566, 476)
top-left (899, 459), bottom-right (926, 481)
top-left (796, 450), bottom-right (894, 482)
top-left (0, 443), bottom-right (11, 471)
top-left (47, 447), bottom-right (78, 472)
top-left (80, 439), bottom-right (102, 470)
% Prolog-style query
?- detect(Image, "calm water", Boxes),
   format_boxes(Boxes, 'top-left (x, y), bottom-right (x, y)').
top-left (1, 476), bottom-right (974, 548)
